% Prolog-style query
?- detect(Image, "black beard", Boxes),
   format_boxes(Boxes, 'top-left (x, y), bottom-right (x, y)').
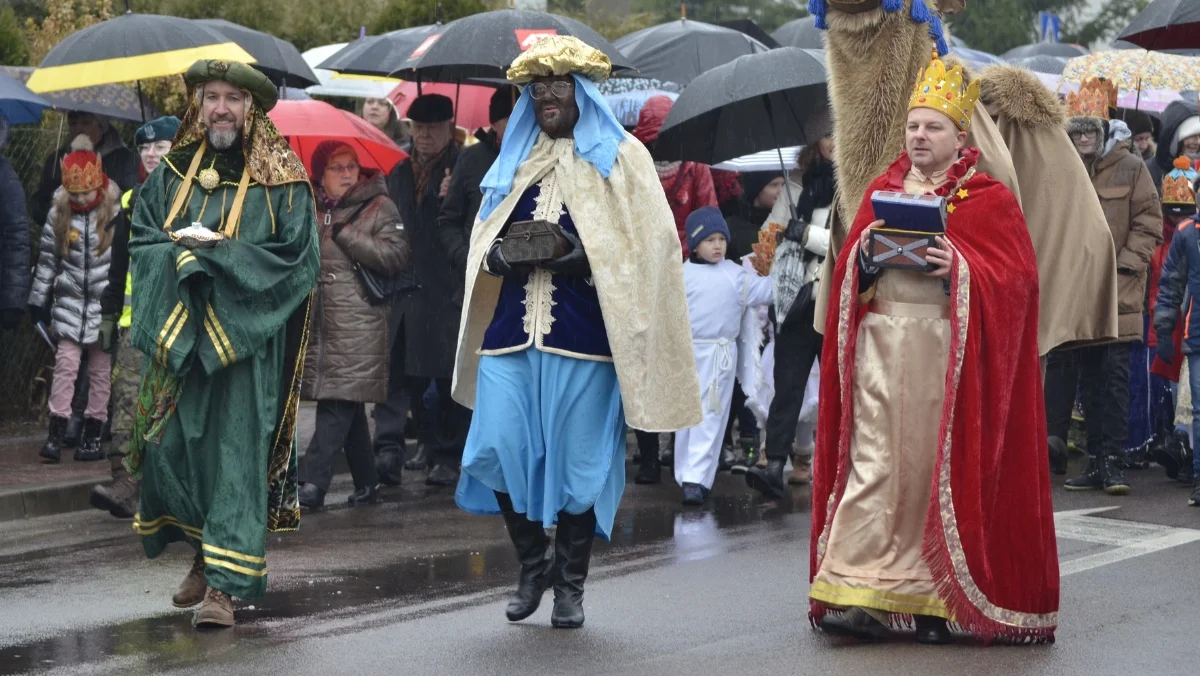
top-left (536, 106), bottom-right (578, 139)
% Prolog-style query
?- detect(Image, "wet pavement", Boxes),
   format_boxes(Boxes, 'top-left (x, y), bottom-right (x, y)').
top-left (1, 456), bottom-right (1198, 675)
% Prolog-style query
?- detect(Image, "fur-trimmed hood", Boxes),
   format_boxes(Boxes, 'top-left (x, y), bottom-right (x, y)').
top-left (977, 65), bottom-right (1066, 130)
top-left (1067, 116), bottom-right (1107, 144)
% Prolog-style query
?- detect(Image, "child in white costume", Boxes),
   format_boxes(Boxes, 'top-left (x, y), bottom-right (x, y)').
top-left (675, 207), bottom-right (773, 505)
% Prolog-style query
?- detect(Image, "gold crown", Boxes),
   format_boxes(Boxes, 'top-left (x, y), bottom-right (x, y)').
top-left (908, 51), bottom-right (980, 131)
top-left (1163, 156), bottom-right (1197, 206)
top-left (506, 35), bottom-right (611, 85)
top-left (60, 154), bottom-right (105, 194)
top-left (1065, 78), bottom-right (1117, 120)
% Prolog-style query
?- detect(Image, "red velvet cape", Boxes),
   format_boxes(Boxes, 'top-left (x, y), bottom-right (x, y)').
top-left (810, 149), bottom-right (1060, 642)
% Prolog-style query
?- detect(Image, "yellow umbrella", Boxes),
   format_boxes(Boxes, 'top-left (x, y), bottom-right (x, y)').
top-left (1062, 49), bottom-right (1200, 91)
top-left (27, 13), bottom-right (255, 94)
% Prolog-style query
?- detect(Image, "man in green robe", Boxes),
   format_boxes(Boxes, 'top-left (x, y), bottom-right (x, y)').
top-left (127, 60), bottom-right (319, 628)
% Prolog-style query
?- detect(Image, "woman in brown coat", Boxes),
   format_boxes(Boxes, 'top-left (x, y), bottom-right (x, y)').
top-left (299, 142), bottom-right (411, 509)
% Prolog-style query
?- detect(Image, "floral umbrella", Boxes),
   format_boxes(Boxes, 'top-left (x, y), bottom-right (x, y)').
top-left (1062, 49), bottom-right (1200, 90)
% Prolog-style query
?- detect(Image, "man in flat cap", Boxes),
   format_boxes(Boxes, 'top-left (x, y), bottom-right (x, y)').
top-left (453, 36), bottom-right (700, 629)
top-left (372, 94), bottom-right (470, 489)
top-left (126, 60), bottom-right (319, 628)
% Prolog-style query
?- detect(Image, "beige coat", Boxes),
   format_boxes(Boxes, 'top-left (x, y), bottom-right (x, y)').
top-left (1088, 142), bottom-right (1164, 341)
top-left (978, 65), bottom-right (1120, 354)
top-left (453, 134), bottom-right (702, 432)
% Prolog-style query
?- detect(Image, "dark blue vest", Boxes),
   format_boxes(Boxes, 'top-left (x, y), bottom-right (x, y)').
top-left (480, 180), bottom-right (611, 359)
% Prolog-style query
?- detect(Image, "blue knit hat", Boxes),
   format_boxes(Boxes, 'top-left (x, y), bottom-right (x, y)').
top-left (135, 116), bottom-right (181, 147)
top-left (685, 206), bottom-right (731, 253)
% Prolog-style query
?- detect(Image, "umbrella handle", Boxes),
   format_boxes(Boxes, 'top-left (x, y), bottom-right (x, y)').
top-left (763, 94), bottom-right (799, 224)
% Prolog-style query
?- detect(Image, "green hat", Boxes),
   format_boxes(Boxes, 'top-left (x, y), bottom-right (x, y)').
top-left (184, 60), bottom-right (278, 112)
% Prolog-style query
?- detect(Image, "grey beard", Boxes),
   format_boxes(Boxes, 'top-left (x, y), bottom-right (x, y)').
top-left (208, 128), bottom-right (240, 151)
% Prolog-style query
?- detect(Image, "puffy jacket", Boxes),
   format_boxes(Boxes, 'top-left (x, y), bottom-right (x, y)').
top-left (301, 172), bottom-right (411, 403)
top-left (28, 182), bottom-right (121, 345)
top-left (0, 156), bottom-right (30, 313)
top-left (1154, 216), bottom-right (1200, 356)
top-left (1088, 141), bottom-right (1164, 340)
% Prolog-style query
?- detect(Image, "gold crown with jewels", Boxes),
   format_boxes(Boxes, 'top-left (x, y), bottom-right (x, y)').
top-left (1065, 78), bottom-right (1117, 121)
top-left (908, 50), bottom-right (980, 132)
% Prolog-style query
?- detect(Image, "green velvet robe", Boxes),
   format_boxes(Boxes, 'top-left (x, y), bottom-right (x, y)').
top-left (128, 146), bottom-right (318, 600)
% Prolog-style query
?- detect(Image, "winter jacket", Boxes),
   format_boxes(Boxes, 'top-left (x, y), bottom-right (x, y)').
top-left (0, 156), bottom-right (30, 314)
top-left (33, 126), bottom-right (139, 228)
top-left (437, 128), bottom-right (500, 289)
top-left (725, 198), bottom-right (772, 262)
top-left (1154, 217), bottom-right (1200, 356)
top-left (28, 181), bottom-right (121, 345)
top-left (302, 172), bottom-right (411, 403)
top-left (1088, 141), bottom-right (1164, 340)
top-left (386, 143), bottom-right (459, 378)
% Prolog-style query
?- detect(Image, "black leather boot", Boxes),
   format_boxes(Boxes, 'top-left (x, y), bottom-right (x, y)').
top-left (551, 508), bottom-right (597, 629)
top-left (745, 458), bottom-right (788, 500)
top-left (1103, 455), bottom-right (1131, 495)
top-left (1064, 456), bottom-right (1104, 491)
top-left (818, 607), bottom-right (890, 640)
top-left (40, 415), bottom-right (69, 463)
top-left (1048, 436), bottom-right (1068, 476)
top-left (375, 450), bottom-right (403, 486)
top-left (404, 443), bottom-right (430, 471)
top-left (298, 483), bottom-right (326, 509)
top-left (74, 418), bottom-right (105, 461)
top-left (346, 485), bottom-right (379, 506)
top-left (63, 414), bottom-right (83, 449)
top-left (634, 451), bottom-right (661, 485)
top-left (497, 493), bottom-right (553, 622)
top-left (915, 615), bottom-right (952, 644)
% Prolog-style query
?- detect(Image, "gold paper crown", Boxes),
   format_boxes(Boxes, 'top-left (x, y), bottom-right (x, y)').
top-left (1065, 78), bottom-right (1117, 120)
top-left (506, 35), bottom-right (611, 85)
top-left (908, 51), bottom-right (980, 131)
top-left (1163, 156), bottom-right (1198, 206)
top-left (60, 136), bottom-right (105, 194)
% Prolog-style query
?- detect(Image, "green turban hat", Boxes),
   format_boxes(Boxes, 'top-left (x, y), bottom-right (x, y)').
top-left (184, 60), bottom-right (278, 112)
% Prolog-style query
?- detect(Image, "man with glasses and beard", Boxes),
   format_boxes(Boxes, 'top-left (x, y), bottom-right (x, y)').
top-left (452, 36), bottom-right (700, 629)
top-left (125, 60), bottom-right (319, 628)
top-left (375, 95), bottom-right (472, 488)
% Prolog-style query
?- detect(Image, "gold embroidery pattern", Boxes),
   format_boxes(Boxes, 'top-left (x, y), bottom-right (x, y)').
top-left (928, 256), bottom-right (1059, 633)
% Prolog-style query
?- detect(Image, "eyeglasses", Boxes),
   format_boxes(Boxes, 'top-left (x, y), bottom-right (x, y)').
top-left (530, 81), bottom-right (574, 101)
top-left (1070, 130), bottom-right (1098, 140)
top-left (138, 141), bottom-right (172, 155)
top-left (326, 163), bottom-right (360, 175)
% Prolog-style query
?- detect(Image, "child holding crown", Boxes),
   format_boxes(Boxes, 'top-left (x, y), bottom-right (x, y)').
top-left (808, 52), bottom-right (1059, 645)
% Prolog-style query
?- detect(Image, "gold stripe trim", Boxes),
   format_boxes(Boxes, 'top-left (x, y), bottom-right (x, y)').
top-left (809, 580), bottom-right (949, 618)
top-left (176, 251), bottom-right (196, 270)
top-left (156, 302), bottom-right (184, 346)
top-left (162, 309), bottom-right (189, 360)
top-left (132, 513), bottom-right (203, 537)
top-left (202, 543), bottom-right (266, 565)
top-left (206, 304), bottom-right (236, 363)
top-left (204, 556), bottom-right (267, 578)
top-left (203, 315), bottom-right (230, 367)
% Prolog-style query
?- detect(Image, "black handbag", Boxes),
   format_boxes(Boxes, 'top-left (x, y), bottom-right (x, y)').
top-left (328, 201), bottom-right (412, 306)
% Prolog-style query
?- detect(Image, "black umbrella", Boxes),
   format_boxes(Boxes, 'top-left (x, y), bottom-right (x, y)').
top-left (1117, 0), bottom-right (1200, 50)
top-left (654, 48), bottom-right (827, 167)
top-left (771, 16), bottom-right (822, 49)
top-left (26, 13), bottom-right (254, 93)
top-left (1113, 39), bottom-right (1200, 56)
top-left (1001, 42), bottom-right (1088, 60)
top-left (615, 19), bottom-right (771, 86)
top-left (195, 19), bottom-right (319, 89)
top-left (389, 9), bottom-right (634, 82)
top-left (317, 25), bottom-right (440, 78)
top-left (1007, 54), bottom-right (1069, 74)
top-left (717, 19), bottom-right (781, 49)
top-left (0, 66), bottom-right (156, 122)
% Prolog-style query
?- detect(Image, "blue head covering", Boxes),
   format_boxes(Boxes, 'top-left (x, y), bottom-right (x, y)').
top-left (685, 206), bottom-right (732, 253)
top-left (478, 73), bottom-right (627, 221)
top-left (808, 0), bottom-right (949, 56)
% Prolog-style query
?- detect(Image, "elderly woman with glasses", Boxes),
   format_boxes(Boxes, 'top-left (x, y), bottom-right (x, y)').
top-left (298, 141), bottom-right (412, 509)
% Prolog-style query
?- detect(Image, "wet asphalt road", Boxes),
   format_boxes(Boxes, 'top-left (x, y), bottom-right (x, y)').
top-left (1, 457), bottom-right (1199, 676)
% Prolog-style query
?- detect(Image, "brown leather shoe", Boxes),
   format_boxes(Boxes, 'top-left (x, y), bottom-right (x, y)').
top-left (173, 552), bottom-right (207, 608)
top-left (788, 455), bottom-right (812, 485)
top-left (194, 588), bottom-right (235, 628)
top-left (89, 471), bottom-right (139, 519)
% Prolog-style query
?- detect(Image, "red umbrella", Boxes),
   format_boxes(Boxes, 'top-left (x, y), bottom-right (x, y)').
top-left (267, 99), bottom-right (408, 176)
top-left (389, 81), bottom-right (497, 131)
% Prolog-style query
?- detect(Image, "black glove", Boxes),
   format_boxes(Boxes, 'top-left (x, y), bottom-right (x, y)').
top-left (27, 303), bottom-right (48, 326)
top-left (98, 314), bottom-right (118, 354)
top-left (783, 218), bottom-right (809, 244)
top-left (1157, 332), bottom-right (1176, 364)
top-left (542, 231), bottom-right (591, 277)
top-left (0, 309), bottom-right (21, 330)
top-left (485, 240), bottom-right (528, 278)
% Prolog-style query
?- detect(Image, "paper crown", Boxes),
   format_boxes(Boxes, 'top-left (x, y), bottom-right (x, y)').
top-left (506, 35), bottom-right (611, 85)
top-left (1066, 78), bottom-right (1117, 121)
top-left (908, 51), bottom-right (979, 132)
top-left (60, 134), bottom-right (105, 194)
top-left (1163, 156), bottom-right (1199, 208)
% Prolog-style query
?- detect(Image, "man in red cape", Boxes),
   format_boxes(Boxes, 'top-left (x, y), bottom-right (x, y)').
top-left (809, 53), bottom-right (1059, 644)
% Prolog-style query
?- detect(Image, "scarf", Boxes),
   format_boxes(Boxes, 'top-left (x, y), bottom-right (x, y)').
top-left (413, 144), bottom-right (450, 206)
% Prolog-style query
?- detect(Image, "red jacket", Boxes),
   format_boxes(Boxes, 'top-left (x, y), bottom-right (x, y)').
top-left (633, 96), bottom-right (718, 257)
top-left (1150, 216), bottom-right (1185, 380)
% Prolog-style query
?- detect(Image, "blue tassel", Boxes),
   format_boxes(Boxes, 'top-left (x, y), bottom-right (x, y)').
top-left (882, 0), bottom-right (903, 12)
top-left (929, 15), bottom-right (949, 56)
top-left (809, 0), bottom-right (827, 29)
top-left (910, 0), bottom-right (932, 24)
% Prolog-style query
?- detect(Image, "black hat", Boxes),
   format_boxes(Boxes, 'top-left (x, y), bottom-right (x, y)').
top-left (741, 170), bottom-right (785, 203)
top-left (1119, 108), bottom-right (1158, 138)
top-left (489, 86), bottom-right (517, 125)
top-left (407, 94), bottom-right (454, 123)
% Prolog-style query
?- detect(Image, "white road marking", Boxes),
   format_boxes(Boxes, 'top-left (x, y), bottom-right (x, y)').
top-left (1055, 507), bottom-right (1200, 576)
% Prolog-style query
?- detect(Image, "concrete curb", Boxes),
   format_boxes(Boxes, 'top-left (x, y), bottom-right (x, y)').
top-left (0, 477), bottom-right (98, 522)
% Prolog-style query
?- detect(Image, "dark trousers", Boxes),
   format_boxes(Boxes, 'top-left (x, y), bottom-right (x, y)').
top-left (764, 300), bottom-right (823, 461)
top-left (407, 375), bottom-right (472, 468)
top-left (722, 384), bottom-right (759, 446)
top-left (374, 313), bottom-right (414, 455)
top-left (300, 400), bottom-right (377, 491)
top-left (1044, 343), bottom-right (1133, 458)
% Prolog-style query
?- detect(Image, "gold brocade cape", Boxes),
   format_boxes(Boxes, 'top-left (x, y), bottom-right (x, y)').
top-left (452, 134), bottom-right (702, 432)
